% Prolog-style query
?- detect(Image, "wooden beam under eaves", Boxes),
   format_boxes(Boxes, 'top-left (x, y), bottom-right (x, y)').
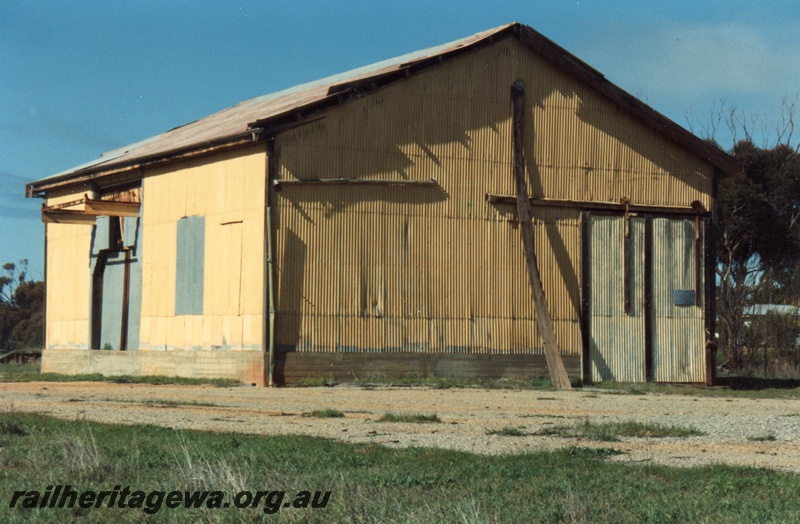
top-left (485, 193), bottom-right (708, 216)
top-left (273, 178), bottom-right (437, 189)
top-left (83, 197), bottom-right (140, 217)
top-left (42, 210), bottom-right (97, 225)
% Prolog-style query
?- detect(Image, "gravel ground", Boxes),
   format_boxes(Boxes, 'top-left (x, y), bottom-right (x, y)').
top-left (2, 381), bottom-right (800, 473)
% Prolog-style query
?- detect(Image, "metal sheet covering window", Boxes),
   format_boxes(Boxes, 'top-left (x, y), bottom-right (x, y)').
top-left (175, 216), bottom-right (205, 315)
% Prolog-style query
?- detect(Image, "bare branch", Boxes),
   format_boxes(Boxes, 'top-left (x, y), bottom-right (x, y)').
top-left (777, 90), bottom-right (798, 148)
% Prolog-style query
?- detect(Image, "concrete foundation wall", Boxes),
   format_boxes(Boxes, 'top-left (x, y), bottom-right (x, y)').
top-left (41, 349), bottom-right (580, 387)
top-left (41, 349), bottom-right (265, 386)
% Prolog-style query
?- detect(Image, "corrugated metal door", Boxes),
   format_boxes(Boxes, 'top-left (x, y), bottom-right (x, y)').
top-left (589, 215), bottom-right (646, 382)
top-left (651, 218), bottom-right (705, 382)
top-left (99, 251), bottom-right (126, 349)
top-left (588, 215), bottom-right (706, 383)
top-left (91, 216), bottom-right (142, 350)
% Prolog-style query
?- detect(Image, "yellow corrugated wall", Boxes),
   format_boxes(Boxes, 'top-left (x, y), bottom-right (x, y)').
top-left (139, 145), bottom-right (265, 351)
top-left (272, 37), bottom-right (713, 356)
top-left (45, 222), bottom-right (92, 349)
top-left (43, 188), bottom-right (94, 349)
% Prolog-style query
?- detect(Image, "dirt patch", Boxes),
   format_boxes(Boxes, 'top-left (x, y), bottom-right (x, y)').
top-left (2, 381), bottom-right (799, 472)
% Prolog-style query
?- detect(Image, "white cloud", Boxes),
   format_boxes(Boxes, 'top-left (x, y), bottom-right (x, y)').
top-left (629, 23), bottom-right (795, 98)
top-left (577, 20), bottom-right (800, 146)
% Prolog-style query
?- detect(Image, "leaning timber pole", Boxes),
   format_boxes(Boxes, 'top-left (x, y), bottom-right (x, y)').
top-left (511, 80), bottom-right (572, 389)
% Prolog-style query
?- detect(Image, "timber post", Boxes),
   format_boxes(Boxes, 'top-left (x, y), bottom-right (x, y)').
top-left (511, 79), bottom-right (572, 390)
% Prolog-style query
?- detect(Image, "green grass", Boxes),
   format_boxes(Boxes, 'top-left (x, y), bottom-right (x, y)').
top-left (302, 409), bottom-right (345, 419)
top-left (343, 375), bottom-right (561, 390)
top-left (140, 399), bottom-right (223, 409)
top-left (747, 434), bottom-right (778, 442)
top-left (564, 446), bottom-right (626, 459)
top-left (590, 377), bottom-right (800, 399)
top-left (7, 360), bottom-right (800, 399)
top-left (0, 361), bottom-right (240, 387)
top-left (487, 426), bottom-right (528, 436)
top-left (287, 377), bottom-right (338, 388)
top-left (311, 374), bottom-right (800, 399)
top-left (0, 361), bottom-right (45, 381)
top-left (536, 420), bottom-right (705, 442)
top-left (327, 374), bottom-right (800, 398)
top-left (377, 412), bottom-right (441, 423)
top-left (1, 411), bottom-right (798, 523)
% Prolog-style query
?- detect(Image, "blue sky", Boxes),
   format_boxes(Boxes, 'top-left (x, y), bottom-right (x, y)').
top-left (2, 0), bottom-right (799, 279)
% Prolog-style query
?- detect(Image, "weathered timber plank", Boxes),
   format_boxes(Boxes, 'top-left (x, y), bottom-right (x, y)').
top-left (511, 80), bottom-right (572, 389)
top-left (274, 352), bottom-right (580, 385)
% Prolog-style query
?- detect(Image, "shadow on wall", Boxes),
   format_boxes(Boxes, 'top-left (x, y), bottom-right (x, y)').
top-left (275, 183), bottom-right (449, 220)
top-left (524, 155), bottom-right (582, 317)
top-left (573, 97), bottom-right (710, 194)
top-left (276, 229), bottom-right (306, 350)
top-left (277, 44), bottom-right (708, 220)
top-left (589, 335), bottom-right (614, 382)
top-left (524, 59), bottom-right (710, 195)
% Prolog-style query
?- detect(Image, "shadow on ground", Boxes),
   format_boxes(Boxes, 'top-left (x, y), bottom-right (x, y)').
top-left (717, 376), bottom-right (800, 390)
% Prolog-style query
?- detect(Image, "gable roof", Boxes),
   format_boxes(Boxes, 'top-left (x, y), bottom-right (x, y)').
top-left (27, 22), bottom-right (741, 197)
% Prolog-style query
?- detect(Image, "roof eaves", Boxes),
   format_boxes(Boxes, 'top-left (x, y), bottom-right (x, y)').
top-left (26, 128), bottom-right (264, 198)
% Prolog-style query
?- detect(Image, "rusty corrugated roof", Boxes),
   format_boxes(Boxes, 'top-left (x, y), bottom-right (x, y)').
top-left (27, 21), bottom-right (740, 196)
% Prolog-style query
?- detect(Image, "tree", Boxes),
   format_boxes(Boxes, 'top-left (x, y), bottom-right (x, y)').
top-left (715, 140), bottom-right (800, 371)
top-left (0, 260), bottom-right (44, 352)
top-left (687, 96), bottom-right (800, 374)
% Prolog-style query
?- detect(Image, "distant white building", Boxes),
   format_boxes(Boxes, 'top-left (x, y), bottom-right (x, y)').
top-left (742, 304), bottom-right (800, 347)
top-left (743, 304), bottom-right (800, 317)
